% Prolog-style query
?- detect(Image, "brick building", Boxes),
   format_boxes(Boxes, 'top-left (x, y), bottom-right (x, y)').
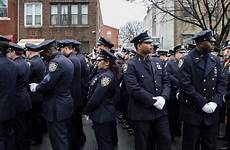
top-left (16, 0), bottom-right (103, 53)
top-left (0, 0), bottom-right (17, 42)
top-left (100, 25), bottom-right (119, 48)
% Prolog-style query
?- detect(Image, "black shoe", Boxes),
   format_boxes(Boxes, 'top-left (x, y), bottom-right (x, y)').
top-left (219, 146), bottom-right (229, 150)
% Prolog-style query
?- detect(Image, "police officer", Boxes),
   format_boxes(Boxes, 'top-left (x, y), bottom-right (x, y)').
top-left (25, 43), bottom-right (46, 146)
top-left (7, 43), bottom-right (32, 150)
top-left (123, 31), bottom-right (171, 150)
top-left (84, 49), bottom-right (118, 150)
top-left (72, 39), bottom-right (88, 147)
top-left (29, 40), bottom-right (74, 150)
top-left (166, 45), bottom-right (186, 140)
top-left (58, 39), bottom-right (82, 150)
top-left (89, 37), bottom-right (115, 81)
top-left (156, 48), bottom-right (169, 63)
top-left (180, 30), bottom-right (226, 150)
top-left (0, 36), bottom-right (17, 150)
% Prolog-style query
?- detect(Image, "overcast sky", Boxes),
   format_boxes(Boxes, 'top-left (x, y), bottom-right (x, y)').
top-left (99, 0), bottom-right (147, 29)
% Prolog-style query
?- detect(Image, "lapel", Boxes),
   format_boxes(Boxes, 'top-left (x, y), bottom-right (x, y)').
top-left (192, 49), bottom-right (205, 70)
top-left (204, 54), bottom-right (216, 77)
top-left (150, 57), bottom-right (157, 75)
top-left (136, 55), bottom-right (151, 72)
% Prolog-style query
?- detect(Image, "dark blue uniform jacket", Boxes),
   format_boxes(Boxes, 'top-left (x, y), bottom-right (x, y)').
top-left (36, 53), bottom-right (74, 122)
top-left (0, 54), bottom-right (17, 121)
top-left (180, 48), bottom-right (226, 126)
top-left (124, 54), bottom-right (171, 121)
top-left (85, 69), bottom-right (117, 123)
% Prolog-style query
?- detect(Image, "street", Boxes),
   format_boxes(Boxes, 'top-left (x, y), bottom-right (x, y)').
top-left (31, 116), bottom-right (226, 150)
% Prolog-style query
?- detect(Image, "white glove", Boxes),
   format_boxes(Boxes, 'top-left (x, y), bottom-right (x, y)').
top-left (202, 103), bottom-right (214, 113)
top-left (208, 102), bottom-right (217, 112)
top-left (153, 96), bottom-right (166, 110)
top-left (176, 92), bottom-right (180, 100)
top-left (29, 83), bottom-right (38, 92)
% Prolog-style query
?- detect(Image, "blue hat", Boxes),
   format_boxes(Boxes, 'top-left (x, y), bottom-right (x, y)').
top-left (72, 40), bottom-right (81, 46)
top-left (186, 43), bottom-right (196, 50)
top-left (58, 39), bottom-right (81, 47)
top-left (96, 49), bottom-right (116, 63)
top-left (97, 37), bottom-right (114, 49)
top-left (25, 43), bottom-right (39, 52)
top-left (173, 45), bottom-right (187, 53)
top-left (131, 31), bottom-right (153, 44)
top-left (37, 40), bottom-right (56, 51)
top-left (192, 30), bottom-right (216, 42)
top-left (0, 35), bottom-right (11, 42)
top-left (222, 40), bottom-right (230, 50)
top-left (0, 35), bottom-right (10, 50)
top-left (57, 39), bottom-right (71, 48)
top-left (157, 49), bottom-right (169, 55)
top-left (9, 43), bottom-right (24, 52)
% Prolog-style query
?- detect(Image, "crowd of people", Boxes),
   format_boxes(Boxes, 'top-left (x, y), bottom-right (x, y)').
top-left (0, 29), bottom-right (229, 150)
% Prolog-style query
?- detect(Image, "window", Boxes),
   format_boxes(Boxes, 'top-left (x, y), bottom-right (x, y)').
top-left (0, 0), bottom-right (7, 17)
top-left (107, 31), bottom-right (112, 38)
top-left (50, 3), bottom-right (89, 26)
top-left (182, 0), bottom-right (192, 17)
top-left (25, 3), bottom-right (42, 27)
top-left (81, 4), bottom-right (88, 25)
top-left (71, 5), bottom-right (78, 25)
top-left (51, 5), bottom-right (58, 25)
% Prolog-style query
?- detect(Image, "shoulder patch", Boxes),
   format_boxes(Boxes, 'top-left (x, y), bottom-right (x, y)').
top-left (49, 62), bottom-right (58, 72)
top-left (101, 77), bottom-right (111, 87)
top-left (123, 63), bottom-right (128, 73)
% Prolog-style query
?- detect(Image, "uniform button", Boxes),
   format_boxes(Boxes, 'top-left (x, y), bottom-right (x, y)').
top-left (154, 80), bottom-right (157, 83)
top-left (156, 88), bottom-right (158, 91)
top-left (203, 88), bottom-right (206, 91)
top-left (212, 87), bottom-right (215, 90)
top-left (212, 78), bottom-right (215, 80)
top-left (185, 100), bottom-right (188, 103)
top-left (204, 79), bottom-right (206, 82)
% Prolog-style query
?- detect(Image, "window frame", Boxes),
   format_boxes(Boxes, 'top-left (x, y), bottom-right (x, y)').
top-left (24, 2), bottom-right (43, 27)
top-left (0, 0), bottom-right (8, 19)
top-left (50, 3), bottom-right (89, 26)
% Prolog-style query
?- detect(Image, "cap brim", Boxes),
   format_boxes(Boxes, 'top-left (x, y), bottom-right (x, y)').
top-left (142, 39), bottom-right (153, 43)
top-left (96, 56), bottom-right (105, 61)
top-left (222, 45), bottom-right (230, 50)
top-left (177, 50), bottom-right (187, 53)
top-left (209, 37), bottom-right (216, 42)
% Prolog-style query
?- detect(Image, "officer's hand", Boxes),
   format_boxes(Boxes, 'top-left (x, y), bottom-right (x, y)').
top-left (202, 103), bottom-right (213, 113)
top-left (153, 96), bottom-right (165, 110)
top-left (29, 83), bottom-right (38, 92)
top-left (207, 102), bottom-right (217, 112)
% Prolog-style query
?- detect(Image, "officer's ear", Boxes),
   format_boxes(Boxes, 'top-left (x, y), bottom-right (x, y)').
top-left (104, 59), bottom-right (110, 66)
top-left (137, 43), bottom-right (142, 50)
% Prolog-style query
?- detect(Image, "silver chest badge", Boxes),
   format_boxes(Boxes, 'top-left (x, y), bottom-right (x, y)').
top-left (156, 62), bottom-right (162, 69)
